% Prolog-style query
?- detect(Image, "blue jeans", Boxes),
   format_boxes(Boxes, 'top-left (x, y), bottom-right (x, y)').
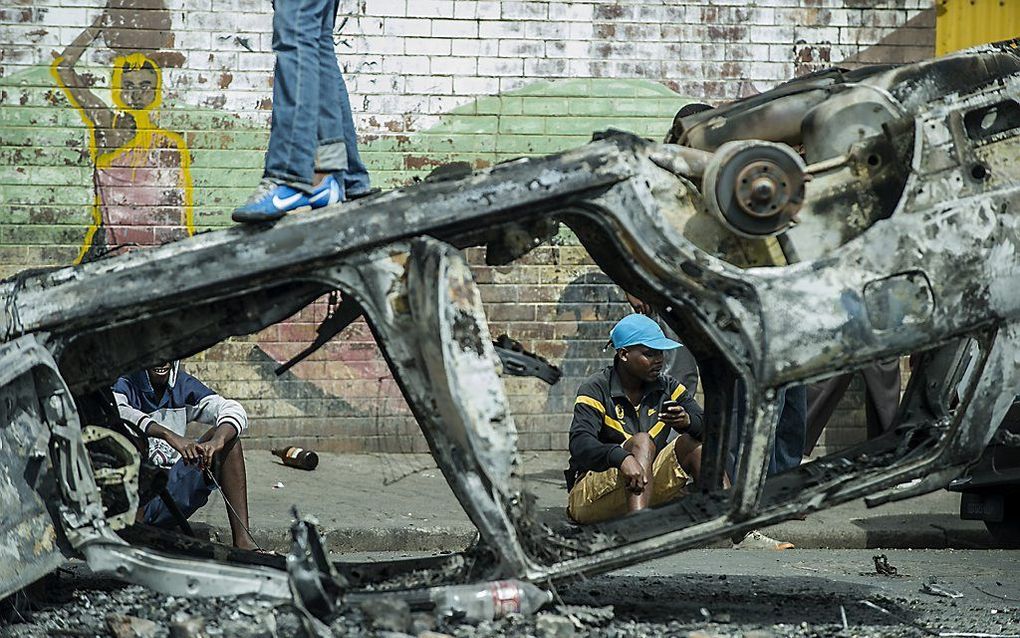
top-left (143, 460), bottom-right (214, 528)
top-left (265, 0), bottom-right (371, 196)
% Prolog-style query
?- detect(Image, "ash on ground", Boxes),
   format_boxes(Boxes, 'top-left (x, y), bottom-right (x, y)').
top-left (5, 565), bottom-right (1010, 638)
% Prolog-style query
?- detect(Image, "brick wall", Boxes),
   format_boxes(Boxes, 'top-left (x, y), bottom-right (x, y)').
top-left (0, 1), bottom-right (935, 454)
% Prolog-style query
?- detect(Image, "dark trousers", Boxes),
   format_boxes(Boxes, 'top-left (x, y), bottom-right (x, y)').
top-left (804, 360), bottom-right (901, 454)
top-left (728, 383), bottom-right (807, 477)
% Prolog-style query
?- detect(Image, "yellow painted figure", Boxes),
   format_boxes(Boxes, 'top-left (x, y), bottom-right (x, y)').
top-left (52, 14), bottom-right (194, 263)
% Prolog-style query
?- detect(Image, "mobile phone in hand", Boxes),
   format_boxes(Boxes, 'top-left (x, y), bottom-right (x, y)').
top-left (661, 400), bottom-right (682, 413)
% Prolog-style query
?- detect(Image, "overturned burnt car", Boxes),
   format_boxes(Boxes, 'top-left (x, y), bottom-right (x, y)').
top-left (2, 40), bottom-right (1019, 623)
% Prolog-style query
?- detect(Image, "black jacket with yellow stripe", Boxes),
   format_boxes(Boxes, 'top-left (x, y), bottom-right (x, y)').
top-left (565, 363), bottom-right (704, 490)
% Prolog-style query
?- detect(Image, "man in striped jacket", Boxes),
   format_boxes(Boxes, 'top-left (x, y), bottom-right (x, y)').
top-left (565, 313), bottom-right (705, 524)
top-left (113, 361), bottom-right (256, 550)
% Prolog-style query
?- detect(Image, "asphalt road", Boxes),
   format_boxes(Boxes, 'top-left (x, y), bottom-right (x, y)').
top-left (558, 548), bottom-right (1020, 637)
top-left (2, 549), bottom-right (1018, 637)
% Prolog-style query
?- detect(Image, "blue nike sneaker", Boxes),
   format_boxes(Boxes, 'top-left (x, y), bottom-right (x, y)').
top-left (307, 174), bottom-right (343, 209)
top-left (233, 179), bottom-right (310, 223)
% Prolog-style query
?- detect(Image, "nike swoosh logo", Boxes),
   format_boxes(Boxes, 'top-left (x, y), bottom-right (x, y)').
top-left (309, 188), bottom-right (333, 203)
top-left (272, 192), bottom-right (305, 208)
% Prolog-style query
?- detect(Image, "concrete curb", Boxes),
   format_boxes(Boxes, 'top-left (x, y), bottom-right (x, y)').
top-left (195, 518), bottom-right (998, 555)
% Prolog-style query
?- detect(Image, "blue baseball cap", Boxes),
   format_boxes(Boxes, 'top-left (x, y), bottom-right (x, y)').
top-left (610, 314), bottom-right (682, 350)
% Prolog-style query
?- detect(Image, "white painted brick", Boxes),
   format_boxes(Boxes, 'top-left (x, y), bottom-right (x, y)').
top-left (524, 57), bottom-right (568, 77)
top-left (384, 17), bottom-right (432, 37)
top-left (549, 2), bottom-right (593, 21)
top-left (365, 0), bottom-right (406, 17)
top-left (478, 20), bottom-right (523, 38)
top-left (36, 7), bottom-right (88, 26)
top-left (406, 0), bottom-right (454, 19)
top-left (769, 43), bottom-right (793, 63)
top-left (476, 2), bottom-right (502, 19)
top-left (432, 19), bottom-right (478, 38)
top-left (524, 21), bottom-right (568, 40)
top-left (748, 25), bottom-right (795, 44)
top-left (175, 30), bottom-right (214, 51)
top-left (545, 39), bottom-right (588, 59)
top-left (453, 38), bottom-right (498, 57)
top-left (351, 17), bottom-right (386, 37)
top-left (477, 56), bottom-right (523, 76)
top-left (3, 24), bottom-right (61, 47)
top-left (428, 95), bottom-right (465, 112)
top-left (567, 58), bottom-right (592, 77)
top-left (190, 51), bottom-right (239, 71)
top-left (635, 4), bottom-right (664, 23)
top-left (358, 35), bottom-right (406, 54)
top-left (568, 21), bottom-right (594, 40)
top-left (256, 32), bottom-right (275, 53)
top-left (498, 76), bottom-right (528, 93)
top-left (405, 75), bottom-right (452, 94)
top-left (430, 55), bottom-right (478, 75)
top-left (501, 1), bottom-right (548, 20)
top-left (404, 37), bottom-right (451, 55)
top-left (794, 26), bottom-right (841, 43)
top-left (236, 52), bottom-right (276, 72)
top-left (355, 73), bottom-right (406, 94)
top-left (381, 54), bottom-right (430, 74)
top-left (453, 1), bottom-right (479, 19)
top-left (362, 93), bottom-right (418, 115)
top-left (345, 55), bottom-right (384, 74)
top-left (744, 61), bottom-right (790, 81)
top-left (165, 0), bottom-right (211, 10)
top-left (453, 75), bottom-right (500, 95)
top-left (498, 39), bottom-right (544, 58)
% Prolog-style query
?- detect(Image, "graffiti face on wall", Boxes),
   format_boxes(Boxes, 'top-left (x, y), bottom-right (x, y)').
top-left (50, 2), bottom-right (193, 263)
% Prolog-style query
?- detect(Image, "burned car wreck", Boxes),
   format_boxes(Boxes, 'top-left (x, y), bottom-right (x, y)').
top-left (2, 40), bottom-right (1020, 625)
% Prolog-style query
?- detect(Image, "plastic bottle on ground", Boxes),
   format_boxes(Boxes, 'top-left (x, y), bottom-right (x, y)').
top-left (429, 579), bottom-right (552, 621)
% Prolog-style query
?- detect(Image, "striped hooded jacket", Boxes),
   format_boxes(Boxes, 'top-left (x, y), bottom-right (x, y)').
top-left (112, 362), bottom-right (247, 468)
top-left (565, 363), bottom-right (704, 490)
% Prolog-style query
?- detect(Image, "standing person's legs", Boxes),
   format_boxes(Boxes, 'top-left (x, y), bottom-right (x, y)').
top-left (263, 0), bottom-right (331, 189)
top-left (863, 359), bottom-right (902, 439)
top-left (773, 385), bottom-right (807, 474)
top-left (804, 373), bottom-right (853, 455)
top-left (315, 0), bottom-right (371, 197)
top-left (235, 0), bottom-right (334, 221)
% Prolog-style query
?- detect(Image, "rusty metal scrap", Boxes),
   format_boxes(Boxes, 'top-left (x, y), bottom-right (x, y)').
top-left (2, 40), bottom-right (1020, 618)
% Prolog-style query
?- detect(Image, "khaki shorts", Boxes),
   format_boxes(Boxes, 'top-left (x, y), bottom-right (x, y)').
top-left (567, 437), bottom-right (691, 525)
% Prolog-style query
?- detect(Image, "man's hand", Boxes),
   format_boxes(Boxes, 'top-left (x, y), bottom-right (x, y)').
top-left (624, 292), bottom-right (653, 316)
top-left (165, 432), bottom-right (202, 465)
top-left (195, 426), bottom-right (235, 469)
top-left (662, 403), bottom-right (691, 432)
top-left (619, 455), bottom-right (647, 494)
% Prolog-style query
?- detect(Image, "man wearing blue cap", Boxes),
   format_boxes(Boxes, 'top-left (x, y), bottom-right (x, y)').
top-left (564, 313), bottom-right (706, 524)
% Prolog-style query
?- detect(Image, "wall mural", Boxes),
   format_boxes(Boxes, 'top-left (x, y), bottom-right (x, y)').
top-left (49, 0), bottom-right (193, 263)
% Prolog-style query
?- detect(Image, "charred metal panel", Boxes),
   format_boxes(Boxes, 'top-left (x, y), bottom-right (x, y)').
top-left (0, 336), bottom-right (65, 597)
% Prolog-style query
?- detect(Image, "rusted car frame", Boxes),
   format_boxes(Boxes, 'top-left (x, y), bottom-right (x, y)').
top-left (2, 41), bottom-right (1019, 616)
